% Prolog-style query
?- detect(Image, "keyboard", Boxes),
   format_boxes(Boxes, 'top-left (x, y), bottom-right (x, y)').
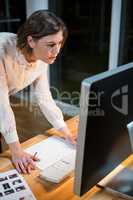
top-left (39, 152), bottom-right (76, 183)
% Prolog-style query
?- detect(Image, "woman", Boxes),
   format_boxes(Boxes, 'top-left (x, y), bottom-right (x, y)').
top-left (0, 10), bottom-right (76, 174)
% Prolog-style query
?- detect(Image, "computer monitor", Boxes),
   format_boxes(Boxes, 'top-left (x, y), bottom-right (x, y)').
top-left (74, 62), bottom-right (133, 198)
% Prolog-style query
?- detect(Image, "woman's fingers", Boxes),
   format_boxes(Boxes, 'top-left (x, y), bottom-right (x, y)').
top-left (14, 160), bottom-right (27, 174)
top-left (27, 164), bottom-right (32, 174)
top-left (12, 153), bottom-right (37, 174)
top-left (16, 160), bottom-right (35, 174)
top-left (18, 161), bottom-right (27, 174)
top-left (72, 135), bottom-right (77, 143)
top-left (66, 134), bottom-right (77, 144)
top-left (22, 157), bottom-right (29, 169)
top-left (28, 158), bottom-right (36, 169)
top-left (15, 162), bottom-right (22, 174)
top-left (71, 135), bottom-right (77, 144)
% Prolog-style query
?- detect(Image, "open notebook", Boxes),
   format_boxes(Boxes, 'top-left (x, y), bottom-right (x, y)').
top-left (25, 136), bottom-right (76, 170)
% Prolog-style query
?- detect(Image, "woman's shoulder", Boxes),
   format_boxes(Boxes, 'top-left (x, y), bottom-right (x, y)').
top-left (0, 32), bottom-right (16, 37)
top-left (0, 32), bottom-right (16, 44)
top-left (0, 32), bottom-right (17, 59)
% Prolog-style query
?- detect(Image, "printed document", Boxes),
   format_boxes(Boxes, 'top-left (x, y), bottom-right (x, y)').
top-left (0, 169), bottom-right (36, 200)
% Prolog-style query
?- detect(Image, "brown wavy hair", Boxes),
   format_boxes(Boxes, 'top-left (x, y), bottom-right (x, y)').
top-left (17, 10), bottom-right (68, 55)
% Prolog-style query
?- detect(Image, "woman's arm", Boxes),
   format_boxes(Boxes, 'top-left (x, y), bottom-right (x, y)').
top-left (0, 60), bottom-right (19, 143)
top-left (0, 61), bottom-right (38, 173)
top-left (33, 65), bottom-right (76, 143)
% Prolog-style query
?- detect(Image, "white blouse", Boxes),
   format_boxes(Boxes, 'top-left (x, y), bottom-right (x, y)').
top-left (0, 32), bottom-right (66, 144)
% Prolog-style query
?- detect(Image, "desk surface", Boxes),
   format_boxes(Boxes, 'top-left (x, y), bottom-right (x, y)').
top-left (0, 116), bottom-right (133, 200)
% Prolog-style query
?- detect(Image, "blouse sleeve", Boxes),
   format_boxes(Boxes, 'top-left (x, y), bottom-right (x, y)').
top-left (0, 60), bottom-right (19, 144)
top-left (33, 66), bottom-right (67, 130)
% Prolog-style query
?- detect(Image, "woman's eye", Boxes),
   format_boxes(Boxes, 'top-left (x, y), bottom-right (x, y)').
top-left (47, 44), bottom-right (55, 48)
top-left (47, 42), bottom-right (62, 48)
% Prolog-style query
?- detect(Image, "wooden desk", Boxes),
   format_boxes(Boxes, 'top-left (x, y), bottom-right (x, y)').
top-left (0, 116), bottom-right (133, 200)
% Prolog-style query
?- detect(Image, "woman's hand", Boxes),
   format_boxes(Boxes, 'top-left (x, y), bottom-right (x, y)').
top-left (9, 142), bottom-right (39, 174)
top-left (59, 126), bottom-right (77, 144)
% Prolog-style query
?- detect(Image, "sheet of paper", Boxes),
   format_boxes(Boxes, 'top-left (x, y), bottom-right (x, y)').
top-left (0, 169), bottom-right (36, 200)
top-left (25, 136), bottom-right (76, 170)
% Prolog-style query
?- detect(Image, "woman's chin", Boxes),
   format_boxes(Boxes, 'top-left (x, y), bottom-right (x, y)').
top-left (39, 58), bottom-right (55, 64)
top-left (48, 59), bottom-right (56, 64)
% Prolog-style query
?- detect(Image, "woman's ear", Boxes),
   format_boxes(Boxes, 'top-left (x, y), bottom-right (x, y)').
top-left (27, 35), bottom-right (35, 48)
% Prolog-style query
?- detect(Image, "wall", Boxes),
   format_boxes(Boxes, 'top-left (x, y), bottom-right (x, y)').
top-left (26, 0), bottom-right (48, 17)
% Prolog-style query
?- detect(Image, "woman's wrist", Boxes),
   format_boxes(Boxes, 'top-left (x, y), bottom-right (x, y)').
top-left (59, 126), bottom-right (70, 135)
top-left (8, 141), bottom-right (22, 153)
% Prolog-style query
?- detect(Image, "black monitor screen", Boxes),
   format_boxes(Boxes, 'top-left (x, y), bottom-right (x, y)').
top-left (74, 63), bottom-right (133, 196)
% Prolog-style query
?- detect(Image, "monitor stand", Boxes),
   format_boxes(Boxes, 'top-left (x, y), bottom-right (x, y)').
top-left (97, 165), bottom-right (133, 200)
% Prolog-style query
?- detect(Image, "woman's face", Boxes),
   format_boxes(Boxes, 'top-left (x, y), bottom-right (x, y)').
top-left (28, 30), bottom-right (64, 64)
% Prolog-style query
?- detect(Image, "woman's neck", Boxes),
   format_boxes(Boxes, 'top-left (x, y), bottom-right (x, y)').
top-left (25, 53), bottom-right (36, 63)
top-left (21, 49), bottom-right (36, 63)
